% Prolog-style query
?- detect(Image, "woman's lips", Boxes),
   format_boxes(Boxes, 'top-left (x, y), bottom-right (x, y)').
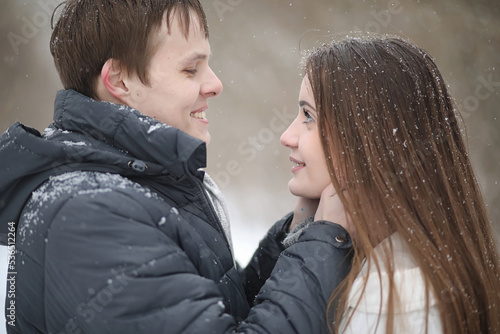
top-left (289, 156), bottom-right (305, 173)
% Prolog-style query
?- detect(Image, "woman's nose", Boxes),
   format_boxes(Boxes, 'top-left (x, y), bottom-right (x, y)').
top-left (280, 120), bottom-right (298, 148)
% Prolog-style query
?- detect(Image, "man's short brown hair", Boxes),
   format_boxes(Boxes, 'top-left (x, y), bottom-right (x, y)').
top-left (50, 0), bottom-right (209, 99)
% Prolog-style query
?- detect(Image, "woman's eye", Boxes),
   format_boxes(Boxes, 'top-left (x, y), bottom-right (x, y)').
top-left (302, 108), bottom-right (314, 124)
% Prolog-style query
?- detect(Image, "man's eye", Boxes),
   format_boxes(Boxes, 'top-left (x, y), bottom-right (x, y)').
top-left (185, 69), bottom-right (197, 75)
top-left (302, 108), bottom-right (313, 124)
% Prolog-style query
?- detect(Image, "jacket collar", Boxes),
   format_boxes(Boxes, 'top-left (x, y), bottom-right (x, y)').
top-left (53, 89), bottom-right (207, 179)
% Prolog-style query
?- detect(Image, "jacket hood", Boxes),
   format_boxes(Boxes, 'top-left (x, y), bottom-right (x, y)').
top-left (0, 89), bottom-right (206, 243)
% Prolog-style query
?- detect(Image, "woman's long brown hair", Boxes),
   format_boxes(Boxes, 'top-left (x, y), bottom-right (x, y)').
top-left (304, 36), bottom-right (500, 333)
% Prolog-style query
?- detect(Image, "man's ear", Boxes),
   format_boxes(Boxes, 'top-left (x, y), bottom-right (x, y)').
top-left (99, 59), bottom-right (131, 104)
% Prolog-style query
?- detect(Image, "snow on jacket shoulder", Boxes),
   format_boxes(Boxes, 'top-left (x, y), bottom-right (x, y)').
top-left (15, 170), bottom-right (241, 333)
top-left (0, 90), bottom-right (353, 334)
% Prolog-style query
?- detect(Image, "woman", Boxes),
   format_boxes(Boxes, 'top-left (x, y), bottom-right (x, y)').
top-left (281, 36), bottom-right (500, 333)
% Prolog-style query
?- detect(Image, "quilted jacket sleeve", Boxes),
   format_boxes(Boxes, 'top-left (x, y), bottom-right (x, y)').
top-left (240, 221), bottom-right (353, 334)
top-left (43, 187), bottom-right (238, 334)
top-left (240, 213), bottom-right (292, 306)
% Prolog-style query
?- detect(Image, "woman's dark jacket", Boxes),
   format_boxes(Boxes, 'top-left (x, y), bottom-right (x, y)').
top-left (0, 90), bottom-right (352, 333)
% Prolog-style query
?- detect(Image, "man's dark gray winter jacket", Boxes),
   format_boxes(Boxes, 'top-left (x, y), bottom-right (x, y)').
top-left (0, 90), bottom-right (352, 333)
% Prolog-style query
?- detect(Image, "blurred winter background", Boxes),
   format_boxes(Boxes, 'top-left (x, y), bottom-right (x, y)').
top-left (0, 0), bottom-right (499, 332)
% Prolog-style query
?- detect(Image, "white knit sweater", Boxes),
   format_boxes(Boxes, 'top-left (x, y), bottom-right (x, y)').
top-left (341, 233), bottom-right (443, 334)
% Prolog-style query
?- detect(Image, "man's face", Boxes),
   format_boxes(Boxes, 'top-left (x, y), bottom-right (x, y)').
top-left (125, 12), bottom-right (223, 144)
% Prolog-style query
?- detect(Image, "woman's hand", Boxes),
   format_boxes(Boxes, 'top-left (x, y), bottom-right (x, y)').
top-left (289, 197), bottom-right (319, 232)
top-left (314, 184), bottom-right (355, 238)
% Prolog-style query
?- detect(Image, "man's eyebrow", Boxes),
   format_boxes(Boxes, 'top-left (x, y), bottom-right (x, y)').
top-left (299, 100), bottom-right (317, 111)
top-left (182, 53), bottom-right (210, 64)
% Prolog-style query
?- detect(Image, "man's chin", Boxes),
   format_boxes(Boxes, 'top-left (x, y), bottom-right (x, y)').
top-left (193, 132), bottom-right (210, 144)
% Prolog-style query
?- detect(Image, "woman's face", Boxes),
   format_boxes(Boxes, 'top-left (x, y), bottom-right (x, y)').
top-left (280, 76), bottom-right (331, 199)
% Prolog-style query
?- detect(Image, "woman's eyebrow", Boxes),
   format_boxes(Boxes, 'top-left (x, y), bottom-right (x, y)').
top-left (299, 100), bottom-right (317, 111)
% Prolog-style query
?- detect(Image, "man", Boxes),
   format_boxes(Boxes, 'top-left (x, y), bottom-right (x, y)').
top-left (0, 1), bottom-right (352, 333)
